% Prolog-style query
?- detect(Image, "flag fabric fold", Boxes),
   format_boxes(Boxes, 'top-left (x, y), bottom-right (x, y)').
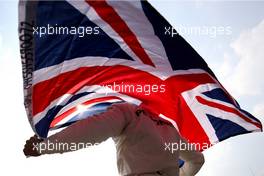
top-left (19, 0), bottom-right (262, 150)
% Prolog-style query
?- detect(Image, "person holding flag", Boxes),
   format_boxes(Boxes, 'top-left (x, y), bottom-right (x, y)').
top-left (24, 102), bottom-right (205, 176)
top-left (19, 1), bottom-right (262, 176)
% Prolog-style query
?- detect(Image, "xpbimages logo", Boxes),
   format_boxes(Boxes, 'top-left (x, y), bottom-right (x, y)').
top-left (32, 140), bottom-right (100, 154)
top-left (102, 82), bottom-right (166, 96)
top-left (32, 24), bottom-right (100, 37)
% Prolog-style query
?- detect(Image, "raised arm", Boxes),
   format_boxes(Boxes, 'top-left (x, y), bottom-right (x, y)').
top-left (24, 103), bottom-right (131, 156)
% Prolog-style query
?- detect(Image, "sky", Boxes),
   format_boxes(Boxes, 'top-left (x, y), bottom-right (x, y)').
top-left (0, 0), bottom-right (264, 176)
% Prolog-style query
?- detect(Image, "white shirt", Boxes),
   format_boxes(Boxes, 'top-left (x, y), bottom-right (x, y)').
top-left (40, 103), bottom-right (204, 176)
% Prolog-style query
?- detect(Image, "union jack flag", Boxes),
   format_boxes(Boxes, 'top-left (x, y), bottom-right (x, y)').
top-left (19, 0), bottom-right (262, 150)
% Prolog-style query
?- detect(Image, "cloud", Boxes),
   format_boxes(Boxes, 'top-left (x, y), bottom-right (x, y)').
top-left (217, 53), bottom-right (233, 78)
top-left (253, 103), bottom-right (264, 120)
top-left (225, 20), bottom-right (264, 96)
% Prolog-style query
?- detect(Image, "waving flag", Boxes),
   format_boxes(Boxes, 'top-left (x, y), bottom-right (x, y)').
top-left (19, 0), bottom-right (262, 150)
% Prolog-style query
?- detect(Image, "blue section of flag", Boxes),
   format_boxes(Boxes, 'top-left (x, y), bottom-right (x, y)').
top-left (140, 1), bottom-right (216, 77)
top-left (207, 114), bottom-right (249, 141)
top-left (239, 108), bottom-right (262, 124)
top-left (65, 102), bottom-right (118, 123)
top-left (179, 159), bottom-right (185, 168)
top-left (35, 106), bottom-right (60, 137)
top-left (34, 1), bottom-right (133, 71)
top-left (35, 92), bottom-right (93, 137)
top-left (202, 88), bottom-right (261, 124)
top-left (50, 102), bottom-right (122, 130)
top-left (202, 88), bottom-right (234, 105)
